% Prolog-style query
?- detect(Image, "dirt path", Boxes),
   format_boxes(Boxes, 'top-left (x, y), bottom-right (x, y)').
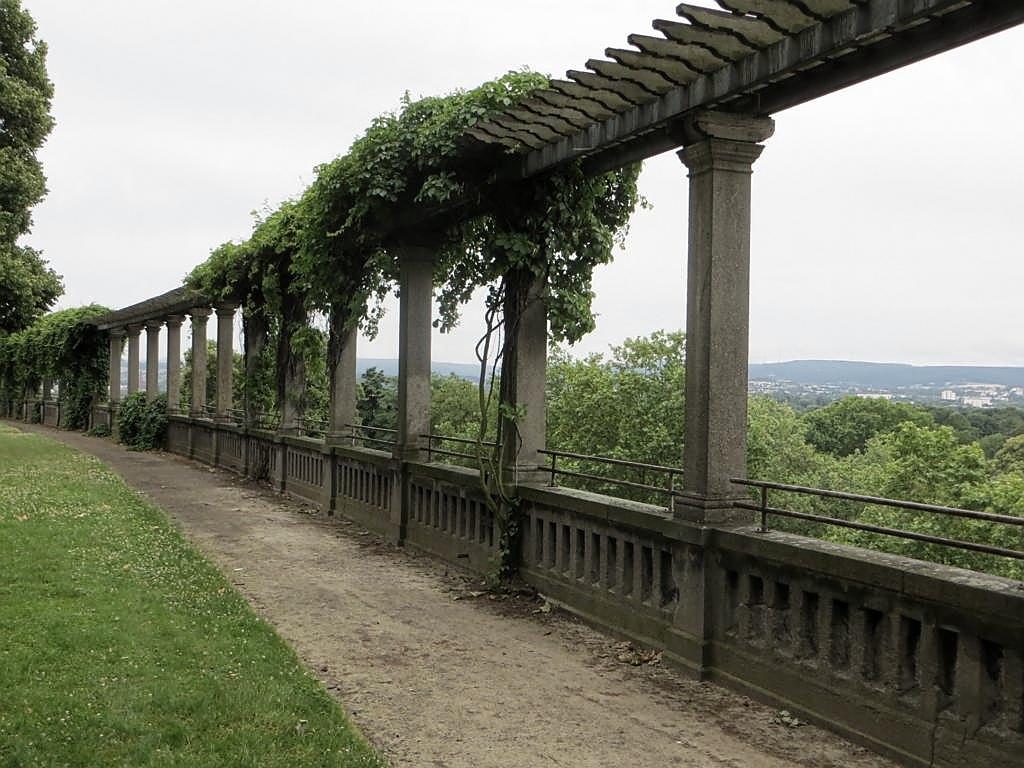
top-left (11, 422), bottom-right (897, 768)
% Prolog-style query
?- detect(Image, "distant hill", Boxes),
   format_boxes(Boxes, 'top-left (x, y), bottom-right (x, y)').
top-left (357, 358), bottom-right (480, 380)
top-left (748, 360), bottom-right (1024, 388)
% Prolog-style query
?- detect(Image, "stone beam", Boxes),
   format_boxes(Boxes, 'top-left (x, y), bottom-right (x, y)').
top-left (507, 0), bottom-right (1024, 179)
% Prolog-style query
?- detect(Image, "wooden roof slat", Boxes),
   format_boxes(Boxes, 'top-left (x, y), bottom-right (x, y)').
top-left (676, 3), bottom-right (787, 48)
top-left (567, 70), bottom-right (655, 104)
top-left (606, 47), bottom-right (700, 85)
top-left (516, 98), bottom-right (593, 129)
top-left (549, 79), bottom-right (634, 112)
top-left (715, 1), bottom-right (818, 34)
top-left (465, 126), bottom-right (520, 149)
top-left (652, 19), bottom-right (755, 61)
top-left (489, 113), bottom-right (565, 142)
top-left (625, 33), bottom-right (728, 73)
top-left (513, 0), bottom-right (1024, 179)
top-left (532, 88), bottom-right (615, 121)
top-left (505, 106), bottom-right (582, 135)
top-left (473, 120), bottom-right (545, 149)
top-left (586, 58), bottom-right (676, 94)
top-left (797, 0), bottom-right (859, 17)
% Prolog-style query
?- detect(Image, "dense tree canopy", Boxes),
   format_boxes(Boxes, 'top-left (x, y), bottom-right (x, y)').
top-left (353, 331), bottom-right (1022, 579)
top-left (0, 245), bottom-right (63, 333)
top-left (803, 396), bottom-right (933, 457)
top-left (0, 0), bottom-right (62, 333)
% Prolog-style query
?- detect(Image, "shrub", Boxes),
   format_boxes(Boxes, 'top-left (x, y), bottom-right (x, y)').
top-left (87, 423), bottom-right (111, 438)
top-left (116, 392), bottom-right (168, 450)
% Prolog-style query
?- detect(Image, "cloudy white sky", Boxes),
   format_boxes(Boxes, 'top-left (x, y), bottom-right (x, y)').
top-left (20, 1), bottom-right (1024, 366)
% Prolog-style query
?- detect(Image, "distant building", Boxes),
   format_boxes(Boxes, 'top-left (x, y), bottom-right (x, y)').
top-left (962, 396), bottom-right (993, 408)
top-left (940, 390), bottom-right (957, 401)
top-left (856, 393), bottom-right (894, 401)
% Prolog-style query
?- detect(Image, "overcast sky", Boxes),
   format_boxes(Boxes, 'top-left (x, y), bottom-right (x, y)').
top-left (20, 1), bottom-right (1024, 366)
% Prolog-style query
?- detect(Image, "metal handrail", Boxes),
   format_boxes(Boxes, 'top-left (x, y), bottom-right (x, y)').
top-left (538, 448), bottom-right (683, 511)
top-left (343, 423), bottom-right (397, 447)
top-left (733, 478), bottom-right (1024, 562)
top-left (421, 433), bottom-right (499, 463)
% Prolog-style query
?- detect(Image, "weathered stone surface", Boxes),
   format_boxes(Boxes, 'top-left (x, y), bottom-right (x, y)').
top-left (188, 308), bottom-right (210, 417)
top-left (165, 315), bottom-right (184, 413)
top-left (145, 321), bottom-right (161, 398)
top-left (215, 303), bottom-right (236, 422)
top-left (677, 112), bottom-right (773, 520)
top-left (125, 324), bottom-right (142, 395)
top-left (394, 245), bottom-right (433, 462)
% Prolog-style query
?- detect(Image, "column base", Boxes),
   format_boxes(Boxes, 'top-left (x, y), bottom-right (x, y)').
top-left (325, 431), bottom-right (355, 447)
top-left (392, 445), bottom-right (423, 463)
top-left (503, 462), bottom-right (548, 486)
top-left (673, 492), bottom-right (753, 525)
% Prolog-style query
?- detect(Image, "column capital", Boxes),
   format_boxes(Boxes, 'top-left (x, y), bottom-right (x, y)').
top-left (189, 307), bottom-right (212, 322)
top-left (125, 323), bottom-right (143, 336)
top-left (678, 111), bottom-right (774, 176)
top-left (145, 319), bottom-right (163, 332)
top-left (215, 302), bottom-right (238, 317)
top-left (680, 110), bottom-right (775, 145)
top-left (392, 235), bottom-right (441, 264)
top-left (108, 327), bottom-right (126, 338)
top-left (165, 314), bottom-right (185, 327)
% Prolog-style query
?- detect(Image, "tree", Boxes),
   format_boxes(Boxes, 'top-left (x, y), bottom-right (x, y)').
top-left (546, 331), bottom-right (685, 502)
top-left (835, 423), bottom-right (1020, 579)
top-left (0, 0), bottom-right (62, 333)
top-left (994, 434), bottom-right (1024, 475)
top-left (803, 396), bottom-right (932, 457)
top-left (0, 246), bottom-right (63, 333)
top-left (356, 367), bottom-right (397, 433)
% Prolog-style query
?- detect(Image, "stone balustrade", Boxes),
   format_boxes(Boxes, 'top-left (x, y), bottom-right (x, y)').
top-left (129, 411), bottom-right (1022, 768)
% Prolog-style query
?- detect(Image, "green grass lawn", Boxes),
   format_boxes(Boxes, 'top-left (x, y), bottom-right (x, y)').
top-left (0, 424), bottom-right (387, 767)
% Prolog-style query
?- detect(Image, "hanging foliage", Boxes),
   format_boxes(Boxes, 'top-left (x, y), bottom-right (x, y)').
top-left (179, 69), bottom-right (644, 580)
top-left (0, 305), bottom-right (110, 429)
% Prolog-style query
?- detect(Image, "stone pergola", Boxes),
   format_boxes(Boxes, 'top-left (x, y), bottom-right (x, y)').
top-left (91, 0), bottom-right (1024, 517)
top-left (66, 5), bottom-right (1024, 765)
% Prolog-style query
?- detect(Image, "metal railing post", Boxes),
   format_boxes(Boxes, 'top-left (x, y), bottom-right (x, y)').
top-left (758, 485), bottom-right (769, 533)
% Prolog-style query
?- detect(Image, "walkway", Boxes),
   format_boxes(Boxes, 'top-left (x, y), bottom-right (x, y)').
top-left (13, 422), bottom-right (896, 768)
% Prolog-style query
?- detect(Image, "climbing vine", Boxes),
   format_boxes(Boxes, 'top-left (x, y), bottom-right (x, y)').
top-left (183, 68), bottom-right (643, 581)
top-left (0, 305), bottom-right (110, 429)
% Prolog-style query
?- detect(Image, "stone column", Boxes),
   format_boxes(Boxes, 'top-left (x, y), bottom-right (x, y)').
top-left (215, 303), bottom-right (237, 422)
top-left (145, 321), bottom-right (161, 398)
top-left (165, 315), bottom-right (184, 412)
top-left (500, 270), bottom-right (548, 479)
top-left (189, 308), bottom-right (211, 417)
top-left (108, 329), bottom-right (124, 405)
top-left (326, 320), bottom-right (358, 446)
top-left (676, 110), bottom-right (774, 522)
top-left (394, 245), bottom-right (434, 461)
top-left (126, 325), bottom-right (142, 395)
